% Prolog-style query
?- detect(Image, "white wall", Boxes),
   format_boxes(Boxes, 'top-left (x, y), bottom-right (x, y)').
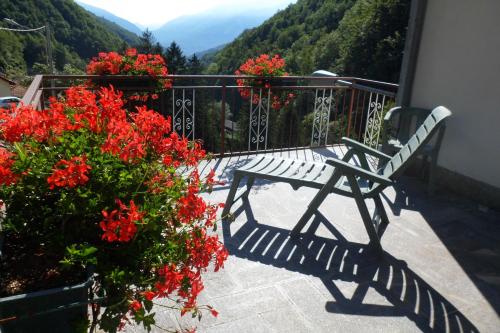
top-left (0, 81), bottom-right (11, 97)
top-left (410, 0), bottom-right (500, 188)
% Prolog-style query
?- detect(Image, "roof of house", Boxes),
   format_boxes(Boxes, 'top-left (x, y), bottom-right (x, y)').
top-left (0, 74), bottom-right (16, 85)
top-left (11, 84), bottom-right (27, 98)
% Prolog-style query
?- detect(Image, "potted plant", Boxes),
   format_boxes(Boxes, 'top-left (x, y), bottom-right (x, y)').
top-left (86, 48), bottom-right (172, 103)
top-left (0, 85), bottom-right (227, 332)
top-left (235, 54), bottom-right (295, 110)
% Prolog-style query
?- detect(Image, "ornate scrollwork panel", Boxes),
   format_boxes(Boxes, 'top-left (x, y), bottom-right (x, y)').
top-left (363, 93), bottom-right (386, 148)
top-left (172, 89), bottom-right (195, 140)
top-left (248, 88), bottom-right (270, 151)
top-left (311, 89), bottom-right (334, 146)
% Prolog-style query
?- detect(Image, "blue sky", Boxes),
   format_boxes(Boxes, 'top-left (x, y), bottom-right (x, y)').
top-left (78, 0), bottom-right (296, 29)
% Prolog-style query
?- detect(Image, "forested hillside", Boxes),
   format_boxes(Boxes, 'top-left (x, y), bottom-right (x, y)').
top-left (87, 16), bottom-right (140, 46)
top-left (209, 0), bottom-right (410, 82)
top-left (0, 0), bottom-right (134, 77)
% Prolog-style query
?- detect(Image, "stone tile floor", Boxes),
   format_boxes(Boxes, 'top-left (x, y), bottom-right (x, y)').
top-left (124, 147), bottom-right (500, 333)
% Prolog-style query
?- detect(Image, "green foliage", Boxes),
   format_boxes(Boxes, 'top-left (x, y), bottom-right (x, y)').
top-left (136, 29), bottom-right (163, 55)
top-left (209, 0), bottom-right (410, 82)
top-left (187, 54), bottom-right (202, 75)
top-left (165, 41), bottom-right (187, 74)
top-left (0, 0), bottom-right (135, 76)
top-left (92, 16), bottom-right (140, 46)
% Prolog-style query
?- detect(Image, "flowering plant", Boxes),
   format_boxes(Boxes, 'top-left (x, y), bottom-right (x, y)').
top-left (87, 48), bottom-right (172, 102)
top-left (0, 85), bottom-right (227, 332)
top-left (235, 54), bottom-right (295, 110)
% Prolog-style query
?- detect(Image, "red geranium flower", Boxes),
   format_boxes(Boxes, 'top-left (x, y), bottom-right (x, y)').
top-left (235, 54), bottom-right (294, 110)
top-left (47, 156), bottom-right (91, 190)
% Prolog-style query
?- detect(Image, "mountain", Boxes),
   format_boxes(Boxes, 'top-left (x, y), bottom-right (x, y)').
top-left (89, 16), bottom-right (140, 46)
top-left (209, 0), bottom-right (410, 83)
top-left (0, 0), bottom-right (133, 76)
top-left (76, 1), bottom-right (143, 36)
top-left (153, 6), bottom-right (288, 56)
top-left (196, 44), bottom-right (227, 59)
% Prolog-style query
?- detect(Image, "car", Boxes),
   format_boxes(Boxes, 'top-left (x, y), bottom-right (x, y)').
top-left (0, 96), bottom-right (21, 109)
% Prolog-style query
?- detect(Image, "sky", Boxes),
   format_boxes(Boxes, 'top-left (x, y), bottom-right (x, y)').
top-left (77, 0), bottom-right (296, 29)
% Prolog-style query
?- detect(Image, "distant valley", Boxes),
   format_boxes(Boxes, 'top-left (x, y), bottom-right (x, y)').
top-left (78, 2), bottom-right (289, 56)
top-left (151, 9), bottom-right (277, 55)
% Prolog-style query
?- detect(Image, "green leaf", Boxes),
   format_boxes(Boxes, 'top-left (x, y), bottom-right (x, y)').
top-left (13, 142), bottom-right (27, 162)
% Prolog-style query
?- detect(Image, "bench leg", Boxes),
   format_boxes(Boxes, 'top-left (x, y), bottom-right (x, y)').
top-left (348, 175), bottom-right (383, 253)
top-left (290, 189), bottom-right (328, 236)
top-left (291, 173), bottom-right (341, 236)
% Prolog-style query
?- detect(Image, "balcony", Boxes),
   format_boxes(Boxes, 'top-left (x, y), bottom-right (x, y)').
top-left (20, 75), bottom-right (500, 332)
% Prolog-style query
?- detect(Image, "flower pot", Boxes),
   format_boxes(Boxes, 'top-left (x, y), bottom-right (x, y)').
top-left (90, 76), bottom-right (157, 91)
top-left (0, 237), bottom-right (93, 333)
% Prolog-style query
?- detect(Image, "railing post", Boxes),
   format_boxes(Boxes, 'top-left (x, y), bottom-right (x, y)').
top-left (347, 81), bottom-right (356, 138)
top-left (220, 82), bottom-right (226, 157)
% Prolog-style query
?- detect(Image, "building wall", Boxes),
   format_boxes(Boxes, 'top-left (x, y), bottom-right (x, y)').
top-left (0, 81), bottom-right (11, 97)
top-left (410, 0), bottom-right (500, 189)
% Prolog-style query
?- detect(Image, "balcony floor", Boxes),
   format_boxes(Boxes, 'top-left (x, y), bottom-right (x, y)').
top-left (124, 146), bottom-right (500, 333)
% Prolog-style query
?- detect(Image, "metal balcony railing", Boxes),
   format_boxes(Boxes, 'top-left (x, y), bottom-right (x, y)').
top-left (21, 74), bottom-right (398, 157)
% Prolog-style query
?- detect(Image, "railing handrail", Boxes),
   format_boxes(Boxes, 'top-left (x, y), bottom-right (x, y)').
top-left (39, 85), bottom-right (354, 91)
top-left (20, 73), bottom-right (398, 158)
top-left (31, 74), bottom-right (397, 97)
top-left (39, 74), bottom-right (398, 88)
top-left (20, 74), bottom-right (43, 107)
top-left (22, 74), bottom-right (399, 110)
top-left (41, 74), bottom-right (357, 80)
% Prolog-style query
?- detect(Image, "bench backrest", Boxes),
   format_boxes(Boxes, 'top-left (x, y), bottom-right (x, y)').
top-left (381, 106), bottom-right (452, 180)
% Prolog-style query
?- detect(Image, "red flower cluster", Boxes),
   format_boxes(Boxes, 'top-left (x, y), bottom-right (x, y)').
top-left (87, 51), bottom-right (123, 75)
top-left (0, 148), bottom-right (17, 185)
top-left (47, 156), bottom-right (92, 190)
top-left (87, 48), bottom-right (172, 89)
top-left (0, 84), bottom-right (226, 331)
top-left (235, 54), bottom-right (295, 110)
top-left (177, 184), bottom-right (207, 224)
top-left (152, 229), bottom-right (228, 316)
top-left (186, 229), bottom-right (228, 273)
top-left (0, 103), bottom-right (76, 143)
top-left (236, 54), bottom-right (287, 77)
top-left (100, 200), bottom-right (144, 242)
top-left (129, 300), bottom-right (142, 312)
top-left (102, 120), bottom-right (146, 163)
top-left (131, 106), bottom-right (171, 151)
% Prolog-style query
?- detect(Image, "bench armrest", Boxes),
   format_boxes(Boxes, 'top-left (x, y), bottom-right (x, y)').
top-left (341, 137), bottom-right (392, 162)
top-left (325, 158), bottom-right (393, 186)
top-left (384, 106), bottom-right (431, 122)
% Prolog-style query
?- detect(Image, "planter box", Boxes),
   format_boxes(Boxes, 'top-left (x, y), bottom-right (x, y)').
top-left (91, 76), bottom-right (157, 91)
top-left (0, 236), bottom-right (93, 333)
top-left (0, 275), bottom-right (92, 333)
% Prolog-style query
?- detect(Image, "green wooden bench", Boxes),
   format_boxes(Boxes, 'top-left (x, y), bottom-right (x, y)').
top-left (382, 106), bottom-right (446, 194)
top-left (222, 106), bottom-right (452, 252)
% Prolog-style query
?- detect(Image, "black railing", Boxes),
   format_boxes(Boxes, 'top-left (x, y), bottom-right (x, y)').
top-left (22, 75), bottom-right (398, 157)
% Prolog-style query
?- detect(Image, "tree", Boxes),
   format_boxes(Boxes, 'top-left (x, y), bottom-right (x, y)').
top-left (186, 54), bottom-right (203, 74)
top-left (153, 42), bottom-right (164, 55)
top-left (137, 29), bottom-right (156, 54)
top-left (0, 0), bottom-right (137, 76)
top-left (164, 42), bottom-right (186, 74)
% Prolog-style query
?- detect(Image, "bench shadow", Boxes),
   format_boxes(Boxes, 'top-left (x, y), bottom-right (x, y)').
top-left (222, 199), bottom-right (479, 333)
